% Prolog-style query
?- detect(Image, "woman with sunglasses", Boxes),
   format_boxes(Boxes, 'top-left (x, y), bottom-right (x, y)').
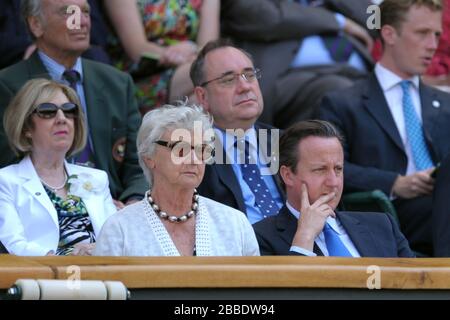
top-left (0, 79), bottom-right (116, 256)
top-left (94, 102), bottom-right (259, 256)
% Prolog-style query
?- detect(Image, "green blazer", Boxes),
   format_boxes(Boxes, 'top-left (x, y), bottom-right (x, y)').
top-left (0, 52), bottom-right (148, 201)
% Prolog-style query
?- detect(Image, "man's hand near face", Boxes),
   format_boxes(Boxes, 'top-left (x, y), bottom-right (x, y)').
top-left (291, 184), bottom-right (336, 252)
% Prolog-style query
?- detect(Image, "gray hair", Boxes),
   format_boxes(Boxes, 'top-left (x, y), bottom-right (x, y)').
top-left (137, 101), bottom-right (214, 187)
top-left (21, 0), bottom-right (44, 41)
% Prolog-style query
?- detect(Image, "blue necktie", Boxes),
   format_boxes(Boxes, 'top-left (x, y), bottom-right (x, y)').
top-left (238, 140), bottom-right (279, 217)
top-left (63, 70), bottom-right (95, 167)
top-left (400, 81), bottom-right (434, 171)
top-left (323, 223), bottom-right (352, 257)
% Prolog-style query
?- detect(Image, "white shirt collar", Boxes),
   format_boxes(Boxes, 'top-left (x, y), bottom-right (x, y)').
top-left (214, 126), bottom-right (258, 155)
top-left (375, 63), bottom-right (419, 92)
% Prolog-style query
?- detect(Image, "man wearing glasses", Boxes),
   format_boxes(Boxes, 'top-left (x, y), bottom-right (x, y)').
top-left (190, 39), bottom-right (285, 224)
top-left (0, 0), bottom-right (146, 208)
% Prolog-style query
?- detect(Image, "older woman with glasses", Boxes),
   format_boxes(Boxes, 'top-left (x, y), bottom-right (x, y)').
top-left (0, 79), bottom-right (116, 256)
top-left (94, 102), bottom-right (259, 256)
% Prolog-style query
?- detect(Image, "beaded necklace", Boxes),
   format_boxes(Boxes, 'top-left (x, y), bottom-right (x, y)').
top-left (147, 189), bottom-right (199, 223)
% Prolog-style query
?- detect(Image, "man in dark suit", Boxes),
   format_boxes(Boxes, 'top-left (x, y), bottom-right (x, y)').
top-left (432, 154), bottom-right (450, 257)
top-left (0, 0), bottom-right (147, 206)
top-left (220, 0), bottom-right (374, 128)
top-left (253, 120), bottom-right (414, 257)
top-left (191, 39), bottom-right (285, 224)
top-left (318, 0), bottom-right (450, 256)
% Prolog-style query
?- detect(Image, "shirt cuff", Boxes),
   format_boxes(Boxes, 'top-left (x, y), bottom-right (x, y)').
top-left (290, 245), bottom-right (317, 256)
top-left (334, 13), bottom-right (346, 29)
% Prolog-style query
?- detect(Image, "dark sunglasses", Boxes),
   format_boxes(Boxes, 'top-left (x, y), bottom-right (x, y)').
top-left (154, 140), bottom-right (215, 162)
top-left (33, 102), bottom-right (79, 119)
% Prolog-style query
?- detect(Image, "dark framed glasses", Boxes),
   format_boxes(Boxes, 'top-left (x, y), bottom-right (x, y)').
top-left (154, 140), bottom-right (215, 162)
top-left (33, 102), bottom-right (79, 119)
top-left (200, 68), bottom-right (261, 87)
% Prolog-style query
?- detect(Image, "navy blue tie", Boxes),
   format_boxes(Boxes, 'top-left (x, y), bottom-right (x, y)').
top-left (323, 223), bottom-right (352, 257)
top-left (400, 81), bottom-right (434, 171)
top-left (237, 140), bottom-right (279, 217)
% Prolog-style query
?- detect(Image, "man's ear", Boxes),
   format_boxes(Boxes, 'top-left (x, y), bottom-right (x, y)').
top-left (28, 15), bottom-right (45, 39)
top-left (194, 87), bottom-right (209, 111)
top-left (381, 24), bottom-right (397, 46)
top-left (279, 165), bottom-right (294, 188)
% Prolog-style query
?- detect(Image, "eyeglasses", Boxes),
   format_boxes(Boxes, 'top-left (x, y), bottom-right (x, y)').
top-left (33, 102), bottom-right (79, 119)
top-left (154, 140), bottom-right (215, 162)
top-left (200, 68), bottom-right (261, 87)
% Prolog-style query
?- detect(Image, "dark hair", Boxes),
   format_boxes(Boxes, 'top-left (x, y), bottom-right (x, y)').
top-left (379, 0), bottom-right (442, 38)
top-left (279, 120), bottom-right (344, 188)
top-left (189, 38), bottom-right (253, 86)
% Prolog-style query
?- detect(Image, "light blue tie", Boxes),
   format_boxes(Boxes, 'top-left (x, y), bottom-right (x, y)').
top-left (323, 223), bottom-right (352, 257)
top-left (400, 80), bottom-right (434, 171)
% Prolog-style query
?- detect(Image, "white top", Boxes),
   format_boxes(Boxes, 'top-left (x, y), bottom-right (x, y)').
top-left (0, 156), bottom-right (116, 256)
top-left (94, 195), bottom-right (260, 256)
top-left (375, 63), bottom-right (422, 174)
top-left (286, 202), bottom-right (361, 257)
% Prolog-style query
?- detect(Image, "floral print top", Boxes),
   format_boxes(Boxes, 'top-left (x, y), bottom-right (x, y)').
top-left (108, 0), bottom-right (202, 113)
top-left (43, 185), bottom-right (95, 256)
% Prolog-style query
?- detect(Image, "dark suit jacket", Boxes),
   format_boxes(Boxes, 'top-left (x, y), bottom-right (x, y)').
top-left (221, 0), bottom-right (374, 125)
top-left (253, 205), bottom-right (415, 257)
top-left (197, 122), bottom-right (285, 215)
top-left (318, 72), bottom-right (450, 195)
top-left (432, 153), bottom-right (450, 257)
top-left (0, 52), bottom-right (148, 201)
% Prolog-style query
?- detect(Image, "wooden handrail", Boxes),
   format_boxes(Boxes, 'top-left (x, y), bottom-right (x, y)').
top-left (2, 255), bottom-right (450, 290)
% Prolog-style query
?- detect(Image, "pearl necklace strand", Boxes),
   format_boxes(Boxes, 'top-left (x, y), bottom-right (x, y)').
top-left (40, 170), bottom-right (68, 193)
top-left (147, 189), bottom-right (199, 223)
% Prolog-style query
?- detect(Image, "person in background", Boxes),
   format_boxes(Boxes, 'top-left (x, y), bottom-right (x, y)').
top-left (0, 0), bottom-right (147, 207)
top-left (104, 0), bottom-right (220, 114)
top-left (0, 0), bottom-right (112, 68)
top-left (191, 39), bottom-right (285, 224)
top-left (318, 0), bottom-right (450, 256)
top-left (220, 0), bottom-right (375, 128)
top-left (94, 103), bottom-right (259, 256)
top-left (253, 120), bottom-right (414, 258)
top-left (0, 79), bottom-right (116, 256)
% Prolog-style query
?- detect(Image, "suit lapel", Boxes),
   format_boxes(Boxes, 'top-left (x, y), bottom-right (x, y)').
top-left (363, 74), bottom-right (405, 153)
top-left (26, 51), bottom-right (52, 80)
top-left (65, 164), bottom-right (103, 235)
top-left (275, 206), bottom-right (298, 248)
top-left (337, 212), bottom-right (381, 257)
top-left (276, 206), bottom-right (324, 256)
top-left (81, 59), bottom-right (108, 165)
top-left (419, 83), bottom-right (441, 163)
top-left (213, 136), bottom-right (246, 213)
top-left (19, 157), bottom-right (59, 229)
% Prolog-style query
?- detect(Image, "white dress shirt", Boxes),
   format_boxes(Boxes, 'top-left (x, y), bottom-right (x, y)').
top-left (286, 202), bottom-right (360, 257)
top-left (374, 63), bottom-right (422, 174)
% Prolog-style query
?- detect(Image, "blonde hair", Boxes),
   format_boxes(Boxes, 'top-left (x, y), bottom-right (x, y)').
top-left (3, 78), bottom-right (87, 157)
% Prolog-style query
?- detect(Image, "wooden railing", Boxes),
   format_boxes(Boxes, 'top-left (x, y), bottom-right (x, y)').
top-left (2, 255), bottom-right (450, 290)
